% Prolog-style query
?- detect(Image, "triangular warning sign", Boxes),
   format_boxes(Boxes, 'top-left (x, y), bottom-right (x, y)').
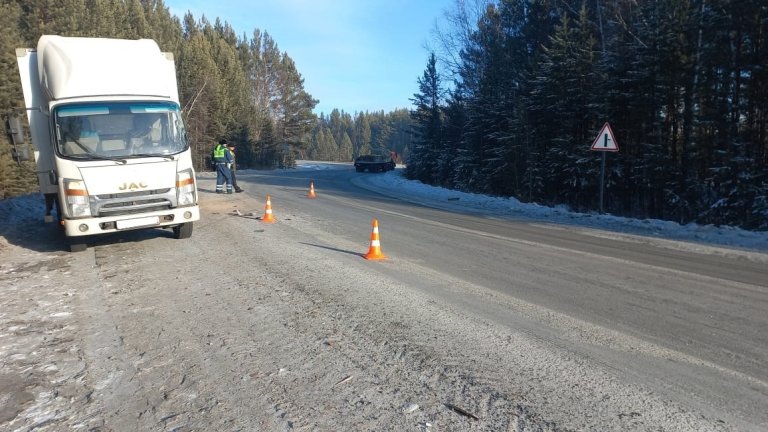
top-left (591, 122), bottom-right (619, 152)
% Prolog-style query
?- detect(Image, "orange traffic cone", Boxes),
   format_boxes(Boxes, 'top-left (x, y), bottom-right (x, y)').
top-left (261, 195), bottom-right (276, 223)
top-left (363, 219), bottom-right (386, 260)
top-left (307, 181), bottom-right (317, 199)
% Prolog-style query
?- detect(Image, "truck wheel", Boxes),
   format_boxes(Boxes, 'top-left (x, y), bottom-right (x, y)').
top-left (173, 222), bottom-right (193, 239)
top-left (69, 242), bottom-right (87, 252)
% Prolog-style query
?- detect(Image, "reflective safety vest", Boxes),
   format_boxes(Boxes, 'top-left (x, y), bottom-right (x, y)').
top-left (213, 144), bottom-right (227, 162)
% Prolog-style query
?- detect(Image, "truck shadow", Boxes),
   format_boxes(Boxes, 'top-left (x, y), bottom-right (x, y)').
top-left (0, 221), bottom-right (69, 253)
top-left (85, 228), bottom-right (174, 249)
top-left (0, 218), bottom-right (174, 253)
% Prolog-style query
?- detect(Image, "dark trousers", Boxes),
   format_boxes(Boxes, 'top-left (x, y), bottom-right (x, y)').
top-left (231, 167), bottom-right (241, 191)
top-left (215, 163), bottom-right (233, 193)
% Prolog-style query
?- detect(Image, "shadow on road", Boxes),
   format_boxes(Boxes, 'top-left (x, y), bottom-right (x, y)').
top-left (299, 242), bottom-right (363, 258)
top-left (0, 217), bottom-right (177, 253)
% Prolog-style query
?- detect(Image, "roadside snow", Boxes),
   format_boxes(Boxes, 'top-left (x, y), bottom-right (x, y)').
top-left (284, 162), bottom-right (768, 255)
top-left (0, 192), bottom-right (46, 226)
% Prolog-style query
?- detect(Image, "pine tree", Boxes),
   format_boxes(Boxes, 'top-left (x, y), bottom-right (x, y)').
top-left (408, 52), bottom-right (443, 183)
top-left (94, 0), bottom-right (131, 38)
top-left (338, 132), bottom-right (353, 161)
top-left (439, 92), bottom-right (466, 189)
top-left (125, 0), bottom-right (149, 38)
top-left (142, 0), bottom-right (183, 54)
top-left (369, 112), bottom-right (392, 154)
top-left (177, 16), bottom-right (218, 168)
top-left (276, 55), bottom-right (317, 156)
top-left (528, 4), bottom-right (600, 210)
top-left (354, 113), bottom-right (372, 157)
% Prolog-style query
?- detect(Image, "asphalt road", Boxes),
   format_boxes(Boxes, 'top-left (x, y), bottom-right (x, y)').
top-left (3, 163), bottom-right (766, 431)
top-left (234, 164), bottom-right (768, 428)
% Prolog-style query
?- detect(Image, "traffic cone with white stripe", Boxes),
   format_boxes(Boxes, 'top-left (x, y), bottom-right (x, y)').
top-left (308, 181), bottom-right (317, 199)
top-left (363, 219), bottom-right (386, 260)
top-left (261, 195), bottom-right (276, 223)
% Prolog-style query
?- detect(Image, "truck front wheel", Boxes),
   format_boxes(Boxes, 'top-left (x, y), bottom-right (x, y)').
top-left (173, 222), bottom-right (193, 239)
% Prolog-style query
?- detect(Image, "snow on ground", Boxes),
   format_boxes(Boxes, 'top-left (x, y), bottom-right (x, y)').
top-left (0, 191), bottom-right (48, 227)
top-left (3, 161), bottom-right (767, 256)
top-left (301, 162), bottom-right (768, 256)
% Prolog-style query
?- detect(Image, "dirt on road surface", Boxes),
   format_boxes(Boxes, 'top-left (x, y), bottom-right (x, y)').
top-left (0, 175), bottom-right (758, 432)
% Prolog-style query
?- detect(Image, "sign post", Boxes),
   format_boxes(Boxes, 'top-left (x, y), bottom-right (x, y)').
top-left (590, 122), bottom-right (619, 213)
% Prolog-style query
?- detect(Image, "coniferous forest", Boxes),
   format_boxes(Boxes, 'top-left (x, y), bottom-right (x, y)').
top-left (0, 0), bottom-right (411, 197)
top-left (1, 0), bottom-right (766, 231)
top-left (409, 0), bottom-right (768, 230)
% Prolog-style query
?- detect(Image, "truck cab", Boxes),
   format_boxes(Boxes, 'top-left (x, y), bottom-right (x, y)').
top-left (13, 35), bottom-right (200, 251)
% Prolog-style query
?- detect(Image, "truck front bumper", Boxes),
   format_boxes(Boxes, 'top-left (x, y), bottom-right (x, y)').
top-left (62, 205), bottom-right (200, 237)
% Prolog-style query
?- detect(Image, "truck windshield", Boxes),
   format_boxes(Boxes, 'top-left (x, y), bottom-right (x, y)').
top-left (53, 102), bottom-right (187, 159)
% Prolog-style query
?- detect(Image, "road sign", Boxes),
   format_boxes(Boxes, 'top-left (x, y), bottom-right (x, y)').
top-left (591, 122), bottom-right (619, 152)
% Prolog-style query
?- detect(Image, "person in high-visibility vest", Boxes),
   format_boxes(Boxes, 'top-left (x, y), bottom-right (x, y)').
top-left (227, 143), bottom-right (244, 193)
top-left (212, 139), bottom-right (234, 194)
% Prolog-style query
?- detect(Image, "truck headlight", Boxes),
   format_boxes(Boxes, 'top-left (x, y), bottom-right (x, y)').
top-left (176, 169), bottom-right (196, 206)
top-left (63, 179), bottom-right (91, 217)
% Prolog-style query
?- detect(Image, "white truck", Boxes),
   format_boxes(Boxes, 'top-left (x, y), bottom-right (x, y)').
top-left (12, 35), bottom-right (199, 252)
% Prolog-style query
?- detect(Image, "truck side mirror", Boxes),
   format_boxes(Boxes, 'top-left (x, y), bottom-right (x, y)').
top-left (11, 146), bottom-right (30, 162)
top-left (6, 116), bottom-right (31, 162)
top-left (7, 116), bottom-right (25, 145)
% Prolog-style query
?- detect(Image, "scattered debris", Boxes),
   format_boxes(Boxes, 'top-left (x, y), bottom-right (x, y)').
top-left (233, 209), bottom-right (243, 216)
top-left (403, 403), bottom-right (419, 414)
top-left (159, 412), bottom-right (184, 423)
top-left (333, 375), bottom-right (353, 387)
top-left (444, 403), bottom-right (479, 420)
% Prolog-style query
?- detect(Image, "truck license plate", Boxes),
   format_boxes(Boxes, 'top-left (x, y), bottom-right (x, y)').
top-left (116, 216), bottom-right (160, 230)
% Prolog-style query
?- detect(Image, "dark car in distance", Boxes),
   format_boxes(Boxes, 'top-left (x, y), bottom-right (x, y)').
top-left (354, 154), bottom-right (396, 172)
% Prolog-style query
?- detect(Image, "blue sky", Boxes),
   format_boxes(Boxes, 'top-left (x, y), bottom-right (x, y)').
top-left (164, 0), bottom-right (454, 115)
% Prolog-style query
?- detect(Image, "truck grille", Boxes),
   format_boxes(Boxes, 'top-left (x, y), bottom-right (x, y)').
top-left (93, 188), bottom-right (175, 216)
